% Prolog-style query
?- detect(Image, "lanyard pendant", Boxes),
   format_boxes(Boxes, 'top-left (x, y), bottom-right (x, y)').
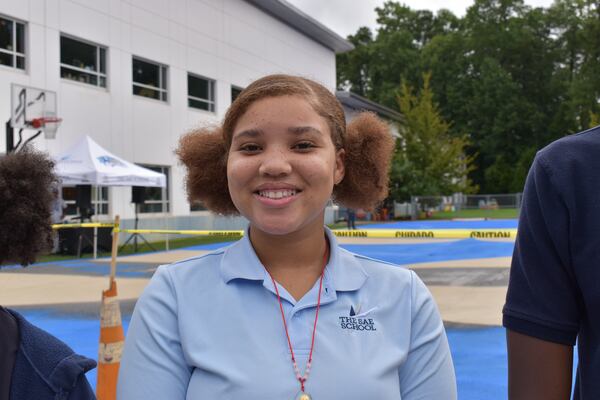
top-left (295, 392), bottom-right (312, 400)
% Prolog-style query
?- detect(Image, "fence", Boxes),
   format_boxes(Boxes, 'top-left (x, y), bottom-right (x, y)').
top-left (398, 193), bottom-right (523, 219)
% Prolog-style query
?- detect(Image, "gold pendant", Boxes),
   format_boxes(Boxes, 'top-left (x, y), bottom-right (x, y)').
top-left (295, 392), bottom-right (312, 400)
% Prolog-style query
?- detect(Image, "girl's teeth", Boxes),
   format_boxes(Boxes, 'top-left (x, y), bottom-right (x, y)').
top-left (259, 190), bottom-right (296, 199)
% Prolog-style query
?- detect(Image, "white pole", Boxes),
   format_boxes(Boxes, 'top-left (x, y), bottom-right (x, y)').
top-left (165, 215), bottom-right (170, 251)
top-left (93, 226), bottom-right (98, 259)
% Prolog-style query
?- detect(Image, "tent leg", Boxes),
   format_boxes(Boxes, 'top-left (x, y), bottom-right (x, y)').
top-left (93, 226), bottom-right (98, 259)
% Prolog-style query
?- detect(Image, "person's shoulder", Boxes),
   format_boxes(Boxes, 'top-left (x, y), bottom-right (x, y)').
top-left (531, 126), bottom-right (600, 190)
top-left (160, 243), bottom-right (232, 276)
top-left (8, 309), bottom-right (96, 396)
top-left (337, 248), bottom-right (430, 317)
top-left (339, 247), bottom-right (413, 283)
top-left (538, 126), bottom-right (600, 166)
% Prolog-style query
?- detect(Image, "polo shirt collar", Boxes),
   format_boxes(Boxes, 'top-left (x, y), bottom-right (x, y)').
top-left (323, 227), bottom-right (369, 292)
top-left (220, 226), bottom-right (266, 283)
top-left (220, 226), bottom-right (369, 293)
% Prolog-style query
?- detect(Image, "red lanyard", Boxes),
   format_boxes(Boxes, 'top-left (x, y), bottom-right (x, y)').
top-left (268, 243), bottom-right (328, 393)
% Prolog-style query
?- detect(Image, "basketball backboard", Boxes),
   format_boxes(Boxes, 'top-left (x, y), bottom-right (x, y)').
top-left (10, 83), bottom-right (60, 138)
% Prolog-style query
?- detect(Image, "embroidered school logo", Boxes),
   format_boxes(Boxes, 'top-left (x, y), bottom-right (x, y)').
top-left (339, 304), bottom-right (377, 331)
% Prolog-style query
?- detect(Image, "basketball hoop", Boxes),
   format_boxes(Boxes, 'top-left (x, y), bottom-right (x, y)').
top-left (29, 116), bottom-right (63, 139)
top-left (6, 85), bottom-right (61, 152)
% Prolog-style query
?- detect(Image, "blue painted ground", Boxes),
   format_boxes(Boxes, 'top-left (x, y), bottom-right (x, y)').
top-left (21, 310), bottom-right (508, 399)
top-left (185, 238), bottom-right (516, 265)
top-left (342, 239), bottom-right (514, 265)
top-left (186, 238), bottom-right (515, 267)
top-left (365, 219), bottom-right (518, 229)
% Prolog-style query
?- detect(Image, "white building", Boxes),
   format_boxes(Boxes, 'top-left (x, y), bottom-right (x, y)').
top-left (337, 90), bottom-right (403, 138)
top-left (0, 0), bottom-right (352, 231)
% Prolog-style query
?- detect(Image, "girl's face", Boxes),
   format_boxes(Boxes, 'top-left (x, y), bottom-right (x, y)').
top-left (227, 95), bottom-right (345, 237)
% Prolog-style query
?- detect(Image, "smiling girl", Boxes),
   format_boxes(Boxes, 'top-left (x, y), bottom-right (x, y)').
top-left (117, 75), bottom-right (456, 399)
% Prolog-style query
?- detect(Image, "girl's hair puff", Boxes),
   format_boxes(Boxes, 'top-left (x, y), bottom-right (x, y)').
top-left (176, 126), bottom-right (236, 215)
top-left (333, 112), bottom-right (395, 210)
top-left (177, 74), bottom-right (394, 215)
top-left (0, 147), bottom-right (58, 266)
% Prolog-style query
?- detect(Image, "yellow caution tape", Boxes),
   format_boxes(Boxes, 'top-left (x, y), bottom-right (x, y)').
top-left (116, 229), bottom-right (245, 237)
top-left (332, 229), bottom-right (517, 239)
top-left (52, 223), bottom-right (116, 229)
top-left (51, 221), bottom-right (515, 240)
top-left (111, 228), bottom-right (516, 240)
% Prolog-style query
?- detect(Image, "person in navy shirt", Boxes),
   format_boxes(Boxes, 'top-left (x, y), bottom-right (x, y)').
top-left (0, 148), bottom-right (96, 400)
top-left (118, 74), bottom-right (457, 399)
top-left (503, 126), bottom-right (600, 399)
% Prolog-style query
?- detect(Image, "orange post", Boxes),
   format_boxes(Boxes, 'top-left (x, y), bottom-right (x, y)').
top-left (96, 216), bottom-right (124, 400)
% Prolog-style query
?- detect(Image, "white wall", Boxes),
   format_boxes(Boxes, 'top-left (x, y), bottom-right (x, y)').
top-left (0, 0), bottom-right (337, 225)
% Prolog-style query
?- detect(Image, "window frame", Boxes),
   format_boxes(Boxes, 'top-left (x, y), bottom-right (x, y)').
top-left (92, 186), bottom-right (110, 215)
top-left (187, 72), bottom-right (216, 112)
top-left (59, 33), bottom-right (108, 88)
top-left (231, 85), bottom-right (243, 103)
top-left (132, 56), bottom-right (168, 102)
top-left (136, 165), bottom-right (170, 214)
top-left (0, 14), bottom-right (26, 71)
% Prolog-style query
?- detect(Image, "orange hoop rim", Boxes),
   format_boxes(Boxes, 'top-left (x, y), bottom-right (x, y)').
top-left (29, 117), bottom-right (63, 129)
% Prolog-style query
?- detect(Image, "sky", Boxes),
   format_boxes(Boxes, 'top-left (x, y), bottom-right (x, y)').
top-left (286, 0), bottom-right (556, 38)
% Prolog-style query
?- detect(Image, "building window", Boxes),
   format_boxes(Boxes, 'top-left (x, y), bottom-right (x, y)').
top-left (133, 57), bottom-right (167, 101)
top-left (231, 86), bottom-right (243, 102)
top-left (92, 186), bottom-right (109, 215)
top-left (60, 35), bottom-right (107, 87)
top-left (62, 186), bottom-right (109, 217)
top-left (0, 16), bottom-right (25, 70)
top-left (190, 202), bottom-right (206, 211)
top-left (137, 165), bottom-right (170, 213)
top-left (188, 73), bottom-right (215, 111)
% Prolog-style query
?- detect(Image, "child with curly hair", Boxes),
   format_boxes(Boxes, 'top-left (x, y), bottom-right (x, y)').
top-left (0, 147), bottom-right (96, 400)
top-left (118, 74), bottom-right (456, 399)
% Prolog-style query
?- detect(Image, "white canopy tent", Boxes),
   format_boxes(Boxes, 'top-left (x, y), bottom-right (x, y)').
top-left (54, 135), bottom-right (168, 258)
top-left (54, 135), bottom-right (167, 187)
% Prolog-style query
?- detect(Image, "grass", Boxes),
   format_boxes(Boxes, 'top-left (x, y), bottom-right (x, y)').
top-left (327, 208), bottom-right (519, 230)
top-left (427, 208), bottom-right (519, 220)
top-left (327, 221), bottom-right (375, 229)
top-left (37, 234), bottom-right (237, 263)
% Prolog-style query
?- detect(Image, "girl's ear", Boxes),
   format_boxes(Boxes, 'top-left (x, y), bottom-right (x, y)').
top-left (334, 148), bottom-right (345, 185)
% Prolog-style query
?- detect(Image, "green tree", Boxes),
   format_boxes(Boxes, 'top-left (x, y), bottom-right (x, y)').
top-left (590, 111), bottom-right (600, 127)
top-left (337, 0), bottom-right (599, 193)
top-left (547, 0), bottom-right (600, 131)
top-left (336, 27), bottom-right (374, 96)
top-left (337, 3), bottom-right (459, 108)
top-left (391, 73), bottom-right (477, 201)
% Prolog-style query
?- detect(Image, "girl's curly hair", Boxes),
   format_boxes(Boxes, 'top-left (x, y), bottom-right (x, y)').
top-left (0, 147), bottom-right (58, 266)
top-left (177, 74), bottom-right (395, 215)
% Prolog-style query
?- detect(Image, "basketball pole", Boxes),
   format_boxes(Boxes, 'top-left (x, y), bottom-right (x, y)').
top-left (5, 119), bottom-right (14, 153)
top-left (5, 119), bottom-right (48, 153)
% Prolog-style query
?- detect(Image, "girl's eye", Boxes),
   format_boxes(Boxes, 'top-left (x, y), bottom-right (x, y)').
top-left (293, 141), bottom-right (315, 151)
top-left (239, 144), bottom-right (261, 153)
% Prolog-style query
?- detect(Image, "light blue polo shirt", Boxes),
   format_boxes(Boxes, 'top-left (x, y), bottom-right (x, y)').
top-left (117, 227), bottom-right (456, 399)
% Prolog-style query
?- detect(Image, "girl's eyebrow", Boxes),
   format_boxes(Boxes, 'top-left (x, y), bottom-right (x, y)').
top-left (288, 126), bottom-right (323, 136)
top-left (233, 128), bottom-right (263, 140)
top-left (233, 126), bottom-right (322, 140)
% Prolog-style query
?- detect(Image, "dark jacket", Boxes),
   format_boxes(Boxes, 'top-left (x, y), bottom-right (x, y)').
top-left (8, 310), bottom-right (96, 400)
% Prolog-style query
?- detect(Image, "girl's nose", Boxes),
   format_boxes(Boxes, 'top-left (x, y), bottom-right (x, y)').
top-left (258, 148), bottom-right (292, 177)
